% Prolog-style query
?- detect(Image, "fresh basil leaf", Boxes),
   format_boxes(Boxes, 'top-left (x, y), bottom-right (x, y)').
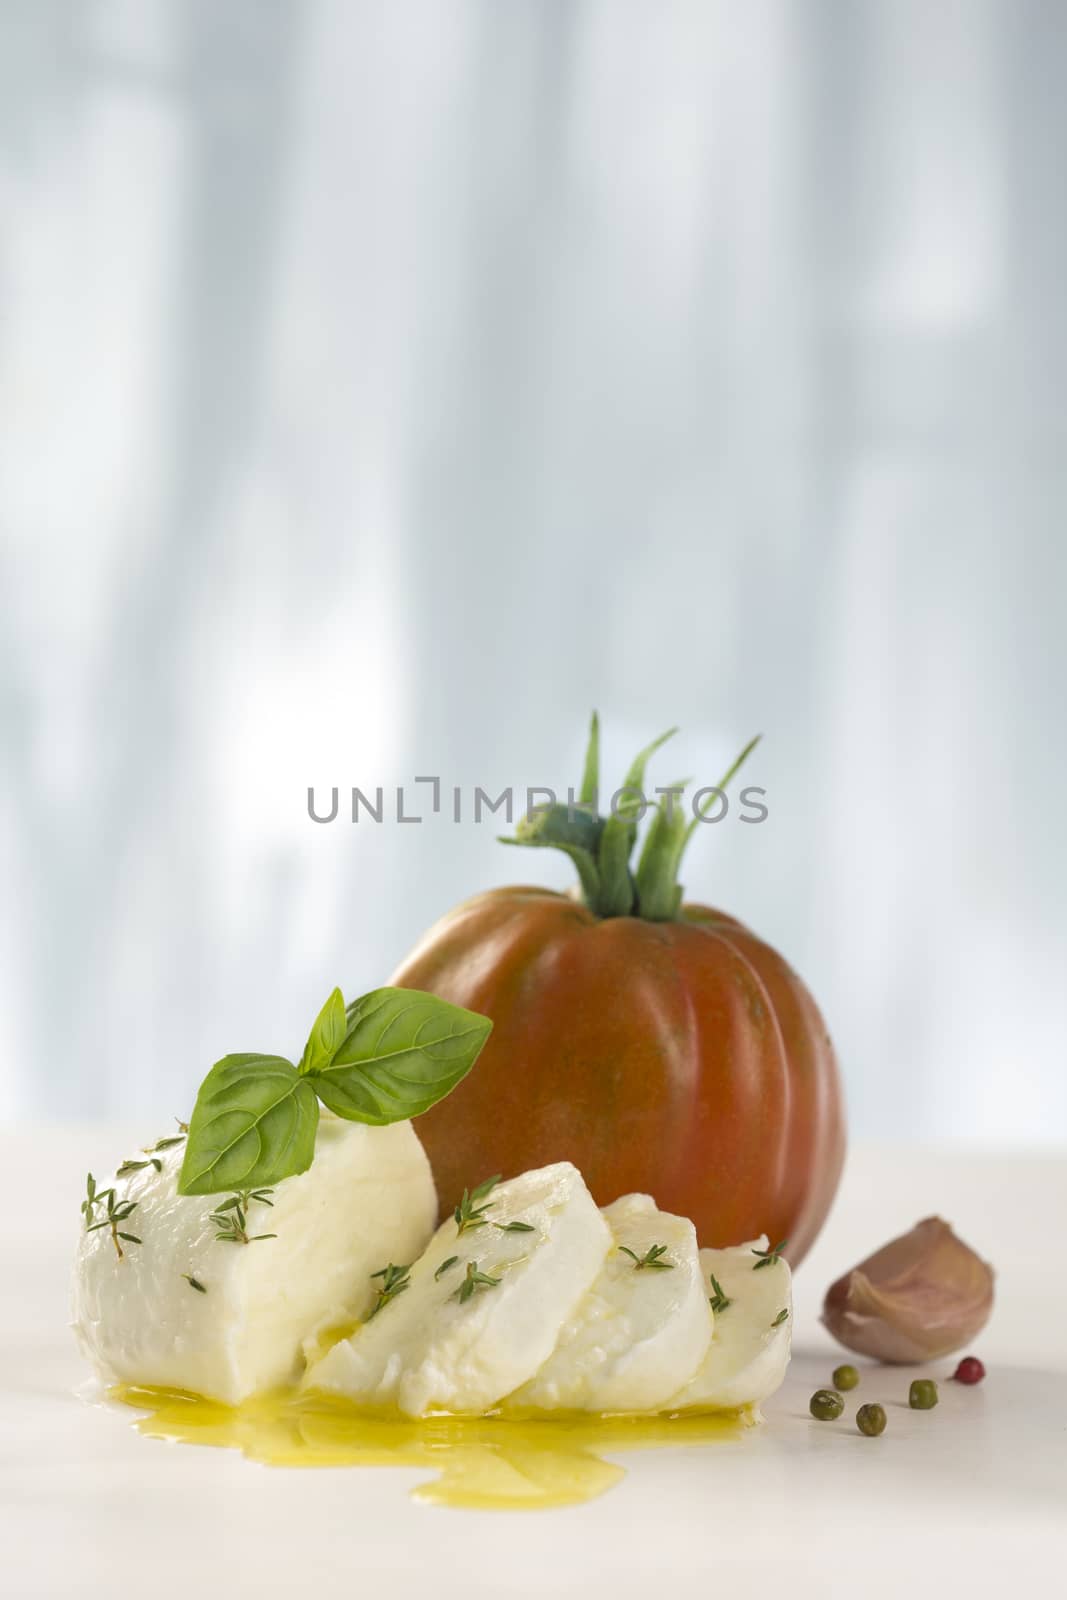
top-left (298, 986), bottom-right (348, 1076)
top-left (306, 987), bottom-right (493, 1125)
top-left (178, 1054), bottom-right (319, 1196)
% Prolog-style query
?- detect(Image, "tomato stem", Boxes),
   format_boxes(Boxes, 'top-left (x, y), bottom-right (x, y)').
top-left (634, 777), bottom-right (691, 920)
top-left (579, 710), bottom-right (600, 807)
top-left (499, 718), bottom-right (760, 921)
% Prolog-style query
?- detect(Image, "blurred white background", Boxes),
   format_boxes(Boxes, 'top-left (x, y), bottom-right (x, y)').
top-left (1, 0), bottom-right (1064, 1141)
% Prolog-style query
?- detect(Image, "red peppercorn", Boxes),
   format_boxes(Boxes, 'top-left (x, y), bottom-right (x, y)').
top-left (952, 1355), bottom-right (986, 1384)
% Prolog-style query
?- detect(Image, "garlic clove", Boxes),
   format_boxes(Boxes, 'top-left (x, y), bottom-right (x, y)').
top-left (822, 1216), bottom-right (994, 1364)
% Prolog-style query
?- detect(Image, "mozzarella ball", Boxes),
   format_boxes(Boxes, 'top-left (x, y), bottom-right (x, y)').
top-left (72, 1115), bottom-right (436, 1404)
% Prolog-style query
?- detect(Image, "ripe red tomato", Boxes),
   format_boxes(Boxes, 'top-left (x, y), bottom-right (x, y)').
top-left (391, 720), bottom-right (845, 1264)
top-left (394, 888), bottom-right (843, 1264)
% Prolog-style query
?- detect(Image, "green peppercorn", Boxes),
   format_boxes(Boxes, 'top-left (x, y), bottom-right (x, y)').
top-left (809, 1389), bottom-right (844, 1421)
top-left (856, 1403), bottom-right (886, 1436)
top-left (832, 1364), bottom-right (859, 1391)
top-left (909, 1379), bottom-right (939, 1410)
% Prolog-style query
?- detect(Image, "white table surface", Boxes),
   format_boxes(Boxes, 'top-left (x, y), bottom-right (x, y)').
top-left (3, 1129), bottom-right (1065, 1599)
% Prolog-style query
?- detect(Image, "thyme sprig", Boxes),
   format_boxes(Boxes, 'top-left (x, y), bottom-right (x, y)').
top-left (81, 1172), bottom-right (112, 1229)
top-left (709, 1273), bottom-right (732, 1313)
top-left (117, 1156), bottom-right (162, 1178)
top-left (771, 1307), bottom-right (789, 1328)
top-left (112, 1119), bottom-right (189, 1181)
top-left (752, 1239), bottom-right (788, 1270)
top-left (150, 1122), bottom-right (188, 1152)
top-left (435, 1255), bottom-right (460, 1281)
top-left (368, 1262), bottom-right (411, 1318)
top-left (86, 1189), bottom-right (142, 1259)
top-left (453, 1175), bottom-right (502, 1236)
top-left (619, 1243), bottom-right (675, 1271)
top-left (209, 1189), bottom-right (276, 1245)
top-left (454, 1261), bottom-right (501, 1304)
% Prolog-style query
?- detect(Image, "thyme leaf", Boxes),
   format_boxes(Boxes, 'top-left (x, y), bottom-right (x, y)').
top-left (86, 1189), bottom-right (141, 1259)
top-left (367, 1262), bottom-right (411, 1318)
top-left (209, 1188), bottom-right (276, 1244)
top-left (619, 1243), bottom-right (675, 1271)
top-left (453, 1175), bottom-right (502, 1236)
top-left (771, 1307), bottom-right (789, 1328)
top-left (709, 1273), bottom-right (732, 1313)
top-left (752, 1239), bottom-right (788, 1270)
top-left (182, 1274), bottom-right (207, 1294)
top-left (454, 1261), bottom-right (501, 1304)
top-left (152, 1133), bottom-right (187, 1151)
top-left (81, 1172), bottom-right (113, 1229)
top-left (116, 1157), bottom-right (162, 1178)
top-left (434, 1255), bottom-right (460, 1281)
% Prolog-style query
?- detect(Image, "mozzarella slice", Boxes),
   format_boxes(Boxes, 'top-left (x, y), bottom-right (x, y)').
top-left (71, 1115), bottom-right (437, 1405)
top-left (304, 1162), bottom-right (611, 1416)
top-left (661, 1236), bottom-right (792, 1412)
top-left (510, 1193), bottom-right (712, 1413)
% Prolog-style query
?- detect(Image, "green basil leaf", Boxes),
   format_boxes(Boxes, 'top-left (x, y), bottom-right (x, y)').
top-left (298, 986), bottom-right (348, 1076)
top-left (178, 1054), bottom-right (319, 1195)
top-left (306, 987), bottom-right (493, 1125)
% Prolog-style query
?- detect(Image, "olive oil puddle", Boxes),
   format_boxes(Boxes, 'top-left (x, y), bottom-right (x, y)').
top-left (111, 1385), bottom-right (749, 1510)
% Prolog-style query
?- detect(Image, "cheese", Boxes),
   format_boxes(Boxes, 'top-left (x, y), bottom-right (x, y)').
top-left (71, 1115), bottom-right (437, 1405)
top-left (661, 1237), bottom-right (792, 1412)
top-left (512, 1193), bottom-right (712, 1413)
top-left (305, 1162), bottom-right (611, 1416)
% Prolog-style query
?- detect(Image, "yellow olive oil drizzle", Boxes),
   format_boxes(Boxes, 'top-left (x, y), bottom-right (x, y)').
top-left (110, 1385), bottom-right (751, 1510)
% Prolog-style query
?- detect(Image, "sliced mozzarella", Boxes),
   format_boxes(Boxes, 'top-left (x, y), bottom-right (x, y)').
top-left (305, 1162), bottom-right (611, 1416)
top-left (71, 1115), bottom-right (437, 1405)
top-left (511, 1193), bottom-right (712, 1413)
top-left (661, 1236), bottom-right (792, 1412)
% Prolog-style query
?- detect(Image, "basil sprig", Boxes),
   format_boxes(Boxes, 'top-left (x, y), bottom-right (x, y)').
top-left (178, 986), bottom-right (492, 1197)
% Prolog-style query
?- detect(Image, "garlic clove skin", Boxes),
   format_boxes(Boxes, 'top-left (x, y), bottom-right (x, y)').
top-left (822, 1216), bottom-right (994, 1364)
